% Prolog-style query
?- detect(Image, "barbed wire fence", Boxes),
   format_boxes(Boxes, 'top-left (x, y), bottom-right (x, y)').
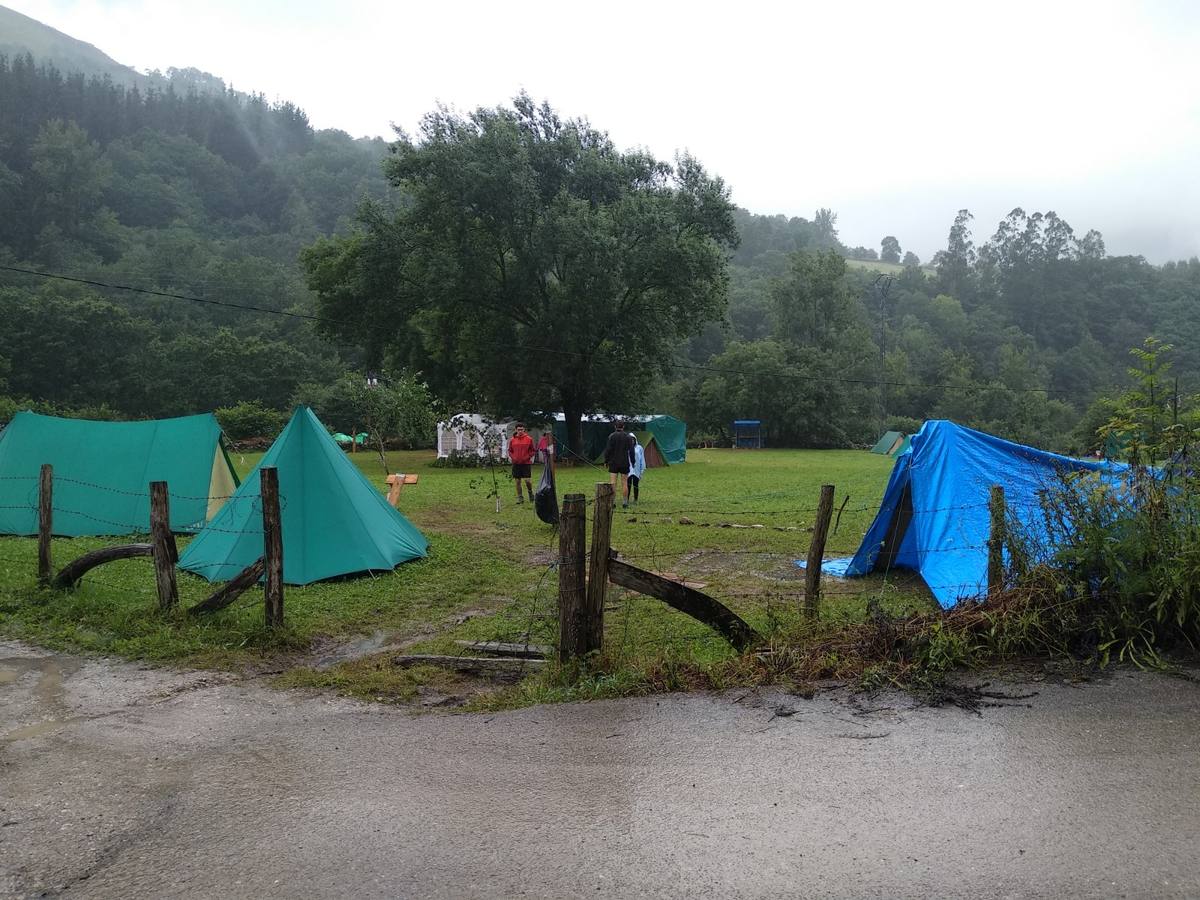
top-left (0, 455), bottom-right (1048, 675)
top-left (530, 474), bottom-right (1041, 668)
top-left (0, 464), bottom-right (287, 625)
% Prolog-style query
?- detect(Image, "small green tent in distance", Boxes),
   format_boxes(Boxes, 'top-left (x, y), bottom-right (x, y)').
top-left (554, 413), bottom-right (688, 465)
top-left (178, 407), bottom-right (428, 585)
top-left (0, 411), bottom-right (238, 536)
top-left (870, 431), bottom-right (906, 455)
top-left (632, 431), bottom-right (670, 468)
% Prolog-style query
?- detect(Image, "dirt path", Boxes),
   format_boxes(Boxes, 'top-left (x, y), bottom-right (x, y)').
top-left (2, 641), bottom-right (1199, 898)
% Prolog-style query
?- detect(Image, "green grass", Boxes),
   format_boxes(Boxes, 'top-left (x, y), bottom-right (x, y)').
top-left (844, 258), bottom-right (937, 277)
top-left (0, 448), bottom-right (937, 703)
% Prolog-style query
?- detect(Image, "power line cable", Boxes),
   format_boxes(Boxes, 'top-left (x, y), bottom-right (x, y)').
top-left (0, 264), bottom-right (325, 324)
top-left (0, 264), bottom-right (1092, 398)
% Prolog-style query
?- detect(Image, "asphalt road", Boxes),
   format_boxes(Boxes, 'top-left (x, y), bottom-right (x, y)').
top-left (2, 641), bottom-right (1199, 899)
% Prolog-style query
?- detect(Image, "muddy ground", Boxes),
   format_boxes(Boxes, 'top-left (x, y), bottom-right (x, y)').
top-left (2, 640), bottom-right (1199, 899)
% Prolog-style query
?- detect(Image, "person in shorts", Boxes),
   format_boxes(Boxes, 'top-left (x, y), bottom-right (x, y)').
top-left (603, 420), bottom-right (637, 508)
top-left (508, 422), bottom-right (536, 504)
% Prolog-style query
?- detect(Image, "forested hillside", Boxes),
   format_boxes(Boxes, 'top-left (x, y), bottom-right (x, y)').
top-left (684, 208), bottom-right (1200, 451)
top-left (0, 4), bottom-right (145, 86)
top-left (0, 52), bottom-right (390, 418)
top-left (1, 25), bottom-right (1197, 452)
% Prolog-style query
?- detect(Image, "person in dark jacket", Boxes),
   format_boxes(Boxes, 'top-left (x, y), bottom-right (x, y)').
top-left (603, 420), bottom-right (637, 508)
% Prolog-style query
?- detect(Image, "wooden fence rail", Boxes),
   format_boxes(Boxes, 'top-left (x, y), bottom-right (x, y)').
top-left (556, 480), bottom-right (771, 661)
top-left (557, 492), bottom-right (589, 662)
top-left (36, 463), bottom-right (286, 628)
top-left (149, 481), bottom-right (178, 610)
top-left (804, 484), bottom-right (835, 619)
top-left (38, 464), bottom-right (52, 586)
top-left (607, 557), bottom-right (759, 650)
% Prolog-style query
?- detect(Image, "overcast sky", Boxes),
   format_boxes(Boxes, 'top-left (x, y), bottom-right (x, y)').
top-left (9, 0), bottom-right (1200, 262)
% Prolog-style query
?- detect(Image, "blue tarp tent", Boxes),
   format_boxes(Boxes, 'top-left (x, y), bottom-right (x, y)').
top-left (814, 420), bottom-right (1122, 609)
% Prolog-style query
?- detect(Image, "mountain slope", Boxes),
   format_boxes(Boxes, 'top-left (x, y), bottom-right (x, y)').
top-left (0, 4), bottom-right (146, 86)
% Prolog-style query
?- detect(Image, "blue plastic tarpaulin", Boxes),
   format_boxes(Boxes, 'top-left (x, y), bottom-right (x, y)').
top-left (807, 420), bottom-right (1124, 608)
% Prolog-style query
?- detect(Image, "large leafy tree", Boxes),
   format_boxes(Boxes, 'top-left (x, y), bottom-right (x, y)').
top-left (879, 235), bottom-right (901, 265)
top-left (301, 94), bottom-right (738, 453)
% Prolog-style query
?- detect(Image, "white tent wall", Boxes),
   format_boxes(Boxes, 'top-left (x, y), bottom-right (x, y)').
top-left (435, 414), bottom-right (550, 460)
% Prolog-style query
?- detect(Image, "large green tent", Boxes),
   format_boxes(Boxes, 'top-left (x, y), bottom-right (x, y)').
top-left (178, 406), bottom-right (428, 585)
top-left (552, 413), bottom-right (687, 465)
top-left (0, 411), bottom-right (238, 536)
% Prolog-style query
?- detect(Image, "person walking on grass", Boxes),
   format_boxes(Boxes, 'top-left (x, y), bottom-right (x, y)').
top-left (537, 429), bottom-right (553, 465)
top-left (603, 420), bottom-right (637, 508)
top-left (508, 422), bottom-right (536, 505)
top-left (628, 435), bottom-right (645, 505)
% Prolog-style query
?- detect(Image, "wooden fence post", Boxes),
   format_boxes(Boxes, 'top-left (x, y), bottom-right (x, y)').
top-left (988, 484), bottom-right (1006, 598)
top-left (586, 482), bottom-right (615, 652)
top-left (558, 493), bottom-right (587, 661)
top-left (149, 481), bottom-right (178, 610)
top-left (38, 464), bottom-right (52, 586)
top-left (804, 484), bottom-right (835, 619)
top-left (261, 467), bottom-right (284, 627)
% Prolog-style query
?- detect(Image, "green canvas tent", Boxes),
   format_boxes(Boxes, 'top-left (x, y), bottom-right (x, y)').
top-left (0, 411), bottom-right (238, 536)
top-left (178, 407), bottom-right (428, 585)
top-left (632, 431), bottom-right (670, 468)
top-left (644, 415), bottom-right (687, 464)
top-left (553, 413), bottom-right (688, 465)
top-left (870, 431), bottom-right (906, 455)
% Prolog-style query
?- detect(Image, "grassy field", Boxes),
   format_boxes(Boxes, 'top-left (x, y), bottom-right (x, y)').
top-left (843, 258), bottom-right (937, 277)
top-left (0, 448), bottom-right (936, 704)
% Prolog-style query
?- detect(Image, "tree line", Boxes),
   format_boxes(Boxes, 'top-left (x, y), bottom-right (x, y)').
top-left (2, 54), bottom-right (1197, 453)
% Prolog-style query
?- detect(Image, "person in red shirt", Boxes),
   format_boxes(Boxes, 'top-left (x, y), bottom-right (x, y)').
top-left (507, 422), bottom-right (536, 505)
top-left (537, 430), bottom-right (553, 465)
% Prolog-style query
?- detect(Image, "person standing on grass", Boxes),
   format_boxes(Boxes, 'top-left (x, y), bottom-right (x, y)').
top-left (603, 420), bottom-right (637, 508)
top-left (508, 422), bottom-right (536, 505)
top-left (627, 436), bottom-right (645, 505)
top-left (537, 429), bottom-right (553, 465)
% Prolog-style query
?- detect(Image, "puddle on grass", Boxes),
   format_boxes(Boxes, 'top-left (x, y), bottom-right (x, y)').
top-left (308, 630), bottom-right (395, 670)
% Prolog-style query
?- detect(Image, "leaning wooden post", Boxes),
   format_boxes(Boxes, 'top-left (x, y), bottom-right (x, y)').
top-left (987, 484), bottom-right (1006, 598)
top-left (586, 482), bottom-right (615, 652)
top-left (261, 467), bottom-right (284, 627)
top-left (149, 481), bottom-right (178, 610)
top-left (37, 464), bottom-right (52, 586)
top-left (804, 484), bottom-right (835, 619)
top-left (558, 493), bottom-right (587, 661)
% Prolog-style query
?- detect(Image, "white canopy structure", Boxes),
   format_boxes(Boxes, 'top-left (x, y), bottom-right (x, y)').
top-left (435, 414), bottom-right (550, 461)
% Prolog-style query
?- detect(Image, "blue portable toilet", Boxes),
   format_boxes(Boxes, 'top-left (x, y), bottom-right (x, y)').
top-left (733, 420), bottom-right (763, 449)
